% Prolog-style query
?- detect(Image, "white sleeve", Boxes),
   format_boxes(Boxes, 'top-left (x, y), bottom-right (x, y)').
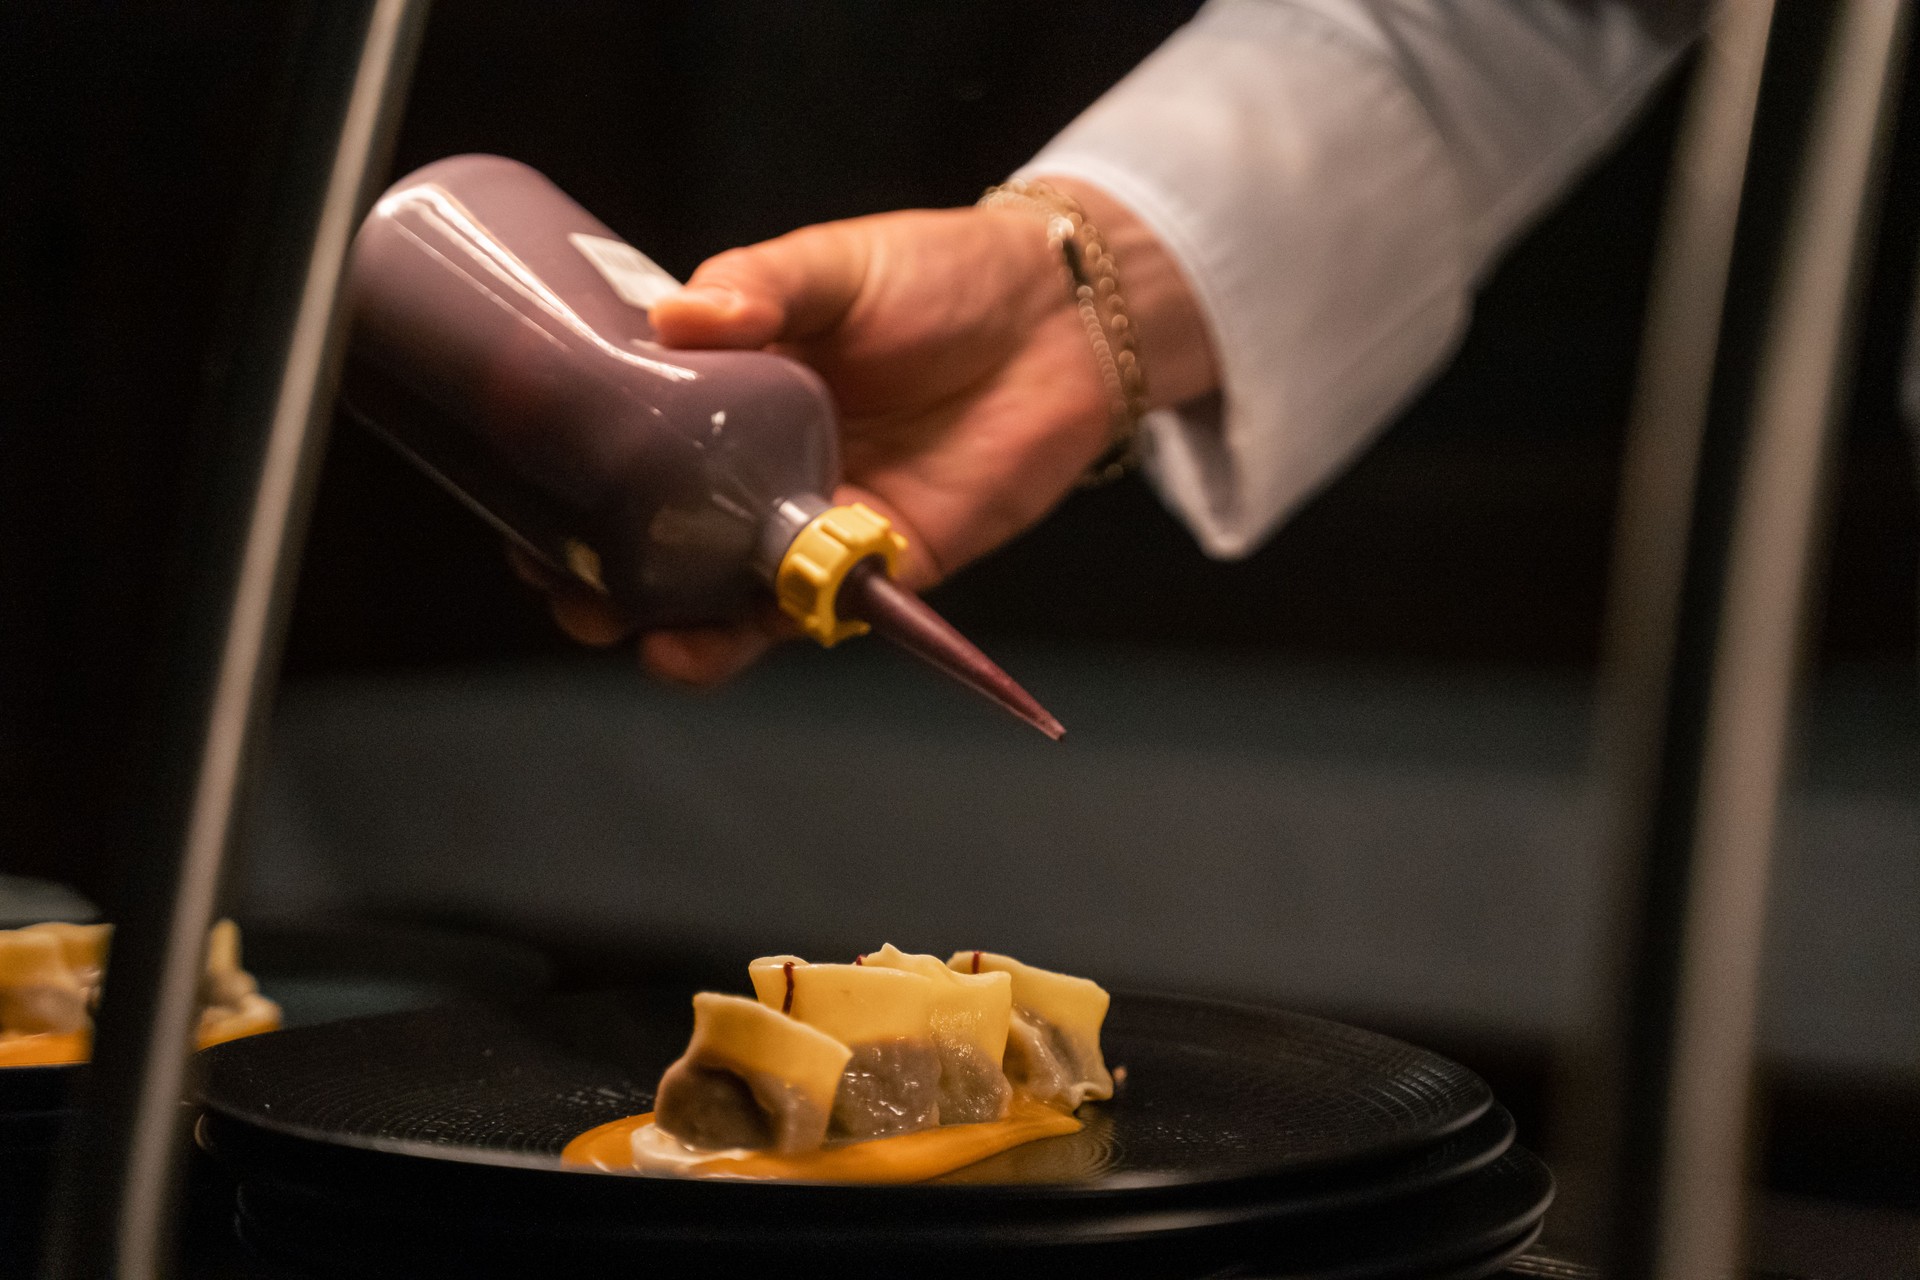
top-left (1019, 0), bottom-right (1698, 558)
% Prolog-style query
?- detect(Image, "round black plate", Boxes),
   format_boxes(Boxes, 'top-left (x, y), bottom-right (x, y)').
top-left (0, 1066), bottom-right (76, 1119)
top-left (1210, 1224), bottom-right (1544, 1280)
top-left (223, 1141), bottom-right (1550, 1280)
top-left (197, 990), bottom-right (1532, 1277)
top-left (200, 988), bottom-right (1492, 1195)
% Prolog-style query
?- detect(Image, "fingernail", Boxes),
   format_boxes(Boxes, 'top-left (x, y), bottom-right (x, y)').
top-left (667, 284), bottom-right (743, 314)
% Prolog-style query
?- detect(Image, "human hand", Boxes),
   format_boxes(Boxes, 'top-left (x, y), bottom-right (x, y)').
top-left (527, 178), bottom-right (1218, 685)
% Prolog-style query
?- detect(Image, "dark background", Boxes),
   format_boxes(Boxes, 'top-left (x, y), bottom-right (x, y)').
top-left (5, 3), bottom-right (1914, 905)
top-left (1, 0), bottom-right (1917, 1243)
top-left (7, 2), bottom-right (1912, 909)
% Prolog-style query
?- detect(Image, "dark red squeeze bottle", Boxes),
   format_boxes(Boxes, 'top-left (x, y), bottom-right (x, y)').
top-left (341, 155), bottom-right (1061, 738)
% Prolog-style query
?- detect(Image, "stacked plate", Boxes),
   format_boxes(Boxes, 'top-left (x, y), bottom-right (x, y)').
top-left (0, 879), bottom-right (91, 1272)
top-left (0, 1059), bottom-right (73, 1277)
top-left (198, 989), bottom-right (1551, 1279)
top-left (0, 921), bottom-right (553, 1279)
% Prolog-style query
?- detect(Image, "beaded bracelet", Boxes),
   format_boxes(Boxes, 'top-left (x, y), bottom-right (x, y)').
top-left (979, 178), bottom-right (1149, 486)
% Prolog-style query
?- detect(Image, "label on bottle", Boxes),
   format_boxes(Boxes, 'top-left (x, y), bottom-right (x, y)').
top-left (569, 233), bottom-right (681, 310)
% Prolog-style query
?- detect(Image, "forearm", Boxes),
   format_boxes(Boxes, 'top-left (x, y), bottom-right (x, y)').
top-left (1020, 0), bottom-right (1702, 558)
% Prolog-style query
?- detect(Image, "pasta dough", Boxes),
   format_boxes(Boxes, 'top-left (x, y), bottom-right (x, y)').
top-left (863, 945), bottom-right (1013, 1124)
top-left (0, 919), bottom-right (280, 1066)
top-left (949, 950), bottom-right (1114, 1109)
top-left (747, 956), bottom-right (942, 1140)
top-left (607, 946), bottom-right (1114, 1181)
top-left (653, 993), bottom-right (852, 1153)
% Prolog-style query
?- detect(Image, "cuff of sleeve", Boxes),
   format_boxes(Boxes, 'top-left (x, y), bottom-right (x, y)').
top-left (1019, 1), bottom-right (1473, 559)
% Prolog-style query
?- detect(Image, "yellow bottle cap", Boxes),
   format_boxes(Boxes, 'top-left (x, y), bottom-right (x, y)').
top-left (775, 502), bottom-right (908, 647)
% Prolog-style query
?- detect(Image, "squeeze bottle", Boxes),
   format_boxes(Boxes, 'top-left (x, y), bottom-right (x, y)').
top-left (341, 155), bottom-right (1060, 738)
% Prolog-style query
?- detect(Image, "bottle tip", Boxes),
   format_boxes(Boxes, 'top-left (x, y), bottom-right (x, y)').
top-left (837, 562), bottom-right (1066, 741)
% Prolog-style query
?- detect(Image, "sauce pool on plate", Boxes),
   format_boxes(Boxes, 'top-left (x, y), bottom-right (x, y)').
top-left (563, 1095), bottom-right (1083, 1183)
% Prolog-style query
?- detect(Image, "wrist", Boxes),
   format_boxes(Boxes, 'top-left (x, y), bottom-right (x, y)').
top-left (980, 178), bottom-right (1149, 483)
top-left (972, 204), bottom-right (1134, 470)
top-left (1033, 175), bottom-right (1219, 412)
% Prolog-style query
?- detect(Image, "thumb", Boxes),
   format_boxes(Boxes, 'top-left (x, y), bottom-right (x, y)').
top-left (648, 220), bottom-right (871, 350)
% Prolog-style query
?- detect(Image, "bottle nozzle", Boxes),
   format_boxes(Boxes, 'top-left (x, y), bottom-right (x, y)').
top-left (838, 562), bottom-right (1065, 741)
top-left (772, 502), bottom-right (1064, 739)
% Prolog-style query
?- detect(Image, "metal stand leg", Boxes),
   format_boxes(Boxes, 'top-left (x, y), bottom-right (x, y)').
top-left (1586, 3), bottom-right (1910, 1277)
top-left (38, 3), bottom-right (428, 1276)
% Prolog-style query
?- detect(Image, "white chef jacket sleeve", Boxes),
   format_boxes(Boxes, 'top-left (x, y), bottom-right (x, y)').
top-left (1018, 0), bottom-right (1699, 558)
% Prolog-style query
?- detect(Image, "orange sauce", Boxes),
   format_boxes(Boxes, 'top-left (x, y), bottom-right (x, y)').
top-left (0, 1030), bottom-right (90, 1068)
top-left (563, 1095), bottom-right (1083, 1183)
top-left (0, 1008), bottom-right (281, 1068)
top-left (196, 1005), bottom-right (283, 1050)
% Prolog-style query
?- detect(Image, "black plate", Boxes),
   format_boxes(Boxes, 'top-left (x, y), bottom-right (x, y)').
top-left (1230, 1216), bottom-right (1544, 1280)
top-left (0, 1066), bottom-right (76, 1119)
top-left (222, 1140), bottom-right (1549, 1280)
top-left (196, 990), bottom-right (1529, 1277)
top-left (200, 988), bottom-right (1492, 1195)
top-left (1211, 1222), bottom-right (1544, 1280)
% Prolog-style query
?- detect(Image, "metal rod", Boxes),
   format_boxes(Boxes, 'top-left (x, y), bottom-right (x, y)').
top-left (1651, 7), bottom-right (1908, 1274)
top-left (1589, 4), bottom-right (1909, 1277)
top-left (1565, 0), bottom-right (1778, 1259)
top-left (1595, 1), bottom-right (1777, 751)
top-left (39, 3), bottom-right (429, 1276)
